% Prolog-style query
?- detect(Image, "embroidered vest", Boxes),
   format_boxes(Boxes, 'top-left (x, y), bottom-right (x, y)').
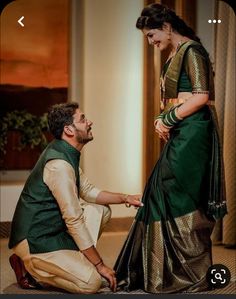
top-left (8, 139), bottom-right (81, 253)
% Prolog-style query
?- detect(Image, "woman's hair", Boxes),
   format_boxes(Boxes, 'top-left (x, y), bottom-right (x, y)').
top-left (48, 102), bottom-right (79, 139)
top-left (136, 3), bottom-right (201, 43)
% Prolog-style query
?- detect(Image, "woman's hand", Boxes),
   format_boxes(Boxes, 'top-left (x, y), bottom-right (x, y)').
top-left (96, 263), bottom-right (117, 292)
top-left (154, 119), bottom-right (170, 142)
top-left (124, 194), bottom-right (143, 208)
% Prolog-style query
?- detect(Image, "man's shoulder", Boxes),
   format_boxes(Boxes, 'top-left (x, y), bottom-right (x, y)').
top-left (46, 145), bottom-right (66, 158)
top-left (45, 158), bottom-right (73, 172)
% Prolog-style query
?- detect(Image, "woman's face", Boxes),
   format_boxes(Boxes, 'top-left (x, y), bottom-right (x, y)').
top-left (143, 24), bottom-right (171, 51)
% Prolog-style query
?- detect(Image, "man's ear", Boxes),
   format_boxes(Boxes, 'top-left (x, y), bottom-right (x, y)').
top-left (64, 125), bottom-right (74, 136)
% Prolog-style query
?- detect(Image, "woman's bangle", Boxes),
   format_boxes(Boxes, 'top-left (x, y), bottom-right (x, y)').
top-left (175, 107), bottom-right (183, 120)
top-left (94, 259), bottom-right (103, 268)
top-left (154, 111), bottom-right (166, 121)
top-left (160, 119), bottom-right (173, 129)
top-left (162, 105), bottom-right (183, 127)
top-left (124, 194), bottom-right (131, 208)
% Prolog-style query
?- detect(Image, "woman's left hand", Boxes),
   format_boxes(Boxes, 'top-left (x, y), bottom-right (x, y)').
top-left (154, 119), bottom-right (171, 141)
top-left (124, 194), bottom-right (143, 208)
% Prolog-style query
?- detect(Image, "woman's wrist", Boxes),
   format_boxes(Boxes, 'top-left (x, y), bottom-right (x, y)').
top-left (154, 111), bottom-right (166, 122)
top-left (160, 119), bottom-right (173, 129)
top-left (175, 107), bottom-right (183, 120)
top-left (162, 105), bottom-right (183, 127)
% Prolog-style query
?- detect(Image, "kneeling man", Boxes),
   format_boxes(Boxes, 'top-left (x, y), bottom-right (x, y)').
top-left (8, 102), bottom-right (142, 293)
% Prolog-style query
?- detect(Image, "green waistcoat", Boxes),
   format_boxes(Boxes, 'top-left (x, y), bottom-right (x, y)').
top-left (8, 139), bottom-right (81, 253)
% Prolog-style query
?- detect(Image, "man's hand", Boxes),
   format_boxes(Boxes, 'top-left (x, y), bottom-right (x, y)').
top-left (96, 191), bottom-right (143, 207)
top-left (125, 194), bottom-right (143, 208)
top-left (96, 263), bottom-right (117, 292)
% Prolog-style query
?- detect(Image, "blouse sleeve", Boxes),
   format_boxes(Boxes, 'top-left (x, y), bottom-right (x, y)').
top-left (183, 47), bottom-right (210, 93)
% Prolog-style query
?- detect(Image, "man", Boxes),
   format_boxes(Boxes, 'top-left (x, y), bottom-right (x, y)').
top-left (8, 102), bottom-right (142, 294)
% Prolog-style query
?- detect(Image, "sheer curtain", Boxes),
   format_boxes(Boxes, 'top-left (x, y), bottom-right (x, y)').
top-left (212, 1), bottom-right (236, 247)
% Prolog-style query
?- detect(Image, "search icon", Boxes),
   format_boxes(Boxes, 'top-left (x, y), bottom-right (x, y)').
top-left (207, 264), bottom-right (231, 289)
top-left (215, 272), bottom-right (222, 280)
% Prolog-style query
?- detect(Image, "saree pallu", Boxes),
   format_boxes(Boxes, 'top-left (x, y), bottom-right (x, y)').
top-left (114, 106), bottom-right (226, 293)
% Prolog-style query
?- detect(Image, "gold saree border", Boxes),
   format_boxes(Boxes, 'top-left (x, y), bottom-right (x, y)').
top-left (142, 209), bottom-right (214, 293)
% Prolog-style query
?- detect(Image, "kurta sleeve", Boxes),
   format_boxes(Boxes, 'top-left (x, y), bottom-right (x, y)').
top-left (183, 47), bottom-right (210, 93)
top-left (43, 159), bottom-right (94, 250)
top-left (79, 168), bottom-right (101, 203)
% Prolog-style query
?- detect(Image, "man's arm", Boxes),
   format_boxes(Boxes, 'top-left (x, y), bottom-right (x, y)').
top-left (44, 160), bottom-right (95, 250)
top-left (81, 245), bottom-right (116, 291)
top-left (43, 160), bottom-right (117, 291)
top-left (79, 168), bottom-right (143, 208)
top-left (96, 191), bottom-right (143, 208)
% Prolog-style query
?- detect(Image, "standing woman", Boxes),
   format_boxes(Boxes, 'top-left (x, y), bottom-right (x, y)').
top-left (114, 3), bottom-right (227, 293)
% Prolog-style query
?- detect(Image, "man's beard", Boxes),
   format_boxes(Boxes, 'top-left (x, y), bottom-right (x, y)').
top-left (76, 135), bottom-right (93, 144)
top-left (75, 128), bottom-right (93, 144)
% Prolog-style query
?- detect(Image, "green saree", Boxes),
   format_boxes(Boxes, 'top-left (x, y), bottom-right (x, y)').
top-left (114, 41), bottom-right (227, 293)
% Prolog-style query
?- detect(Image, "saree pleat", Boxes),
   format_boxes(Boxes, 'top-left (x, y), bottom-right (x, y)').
top-left (114, 106), bottom-right (225, 293)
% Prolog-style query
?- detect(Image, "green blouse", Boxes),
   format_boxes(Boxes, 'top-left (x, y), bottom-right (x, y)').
top-left (161, 41), bottom-right (214, 99)
top-left (163, 59), bottom-right (192, 92)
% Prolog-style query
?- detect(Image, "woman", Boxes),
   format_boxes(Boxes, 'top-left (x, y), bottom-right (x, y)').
top-left (114, 3), bottom-right (227, 294)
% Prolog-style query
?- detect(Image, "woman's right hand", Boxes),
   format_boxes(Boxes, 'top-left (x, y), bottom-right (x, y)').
top-left (96, 263), bottom-right (117, 292)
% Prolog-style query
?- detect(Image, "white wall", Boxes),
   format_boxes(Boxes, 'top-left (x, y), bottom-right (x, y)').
top-left (0, 183), bottom-right (23, 222)
top-left (82, 0), bottom-right (144, 217)
top-left (0, 171), bottom-right (30, 221)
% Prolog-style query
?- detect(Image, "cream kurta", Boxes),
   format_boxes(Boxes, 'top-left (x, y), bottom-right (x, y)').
top-left (13, 160), bottom-right (111, 293)
top-left (43, 159), bottom-right (101, 250)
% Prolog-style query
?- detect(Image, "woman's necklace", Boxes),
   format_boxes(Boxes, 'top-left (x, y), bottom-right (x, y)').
top-left (160, 40), bottom-right (187, 110)
top-left (168, 40), bottom-right (185, 60)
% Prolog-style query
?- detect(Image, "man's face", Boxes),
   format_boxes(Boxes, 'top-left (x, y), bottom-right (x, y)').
top-left (71, 109), bottom-right (93, 144)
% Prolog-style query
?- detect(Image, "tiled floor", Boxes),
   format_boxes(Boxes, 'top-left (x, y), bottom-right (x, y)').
top-left (1, 232), bottom-right (236, 294)
top-left (0, 231), bottom-right (128, 293)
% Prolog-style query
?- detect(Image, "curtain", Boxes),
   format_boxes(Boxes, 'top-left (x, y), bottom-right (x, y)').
top-left (212, 1), bottom-right (236, 247)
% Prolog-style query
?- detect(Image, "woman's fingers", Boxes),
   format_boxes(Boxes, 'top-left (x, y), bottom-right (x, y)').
top-left (156, 131), bottom-right (169, 142)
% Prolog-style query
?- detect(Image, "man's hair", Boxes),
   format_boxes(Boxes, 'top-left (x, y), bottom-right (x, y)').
top-left (48, 102), bottom-right (79, 139)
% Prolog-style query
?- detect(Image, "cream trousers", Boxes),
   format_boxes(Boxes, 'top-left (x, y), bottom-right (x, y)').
top-left (13, 202), bottom-right (111, 294)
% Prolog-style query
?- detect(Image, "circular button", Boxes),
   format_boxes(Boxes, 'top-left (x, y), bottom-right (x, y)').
top-left (206, 264), bottom-right (231, 289)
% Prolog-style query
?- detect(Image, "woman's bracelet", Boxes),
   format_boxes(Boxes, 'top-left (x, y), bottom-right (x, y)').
top-left (160, 119), bottom-right (173, 129)
top-left (124, 194), bottom-right (131, 208)
top-left (162, 105), bottom-right (183, 127)
top-left (175, 107), bottom-right (183, 120)
top-left (154, 111), bottom-right (167, 122)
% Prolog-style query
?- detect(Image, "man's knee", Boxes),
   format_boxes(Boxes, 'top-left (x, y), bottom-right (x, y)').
top-left (81, 270), bottom-right (102, 294)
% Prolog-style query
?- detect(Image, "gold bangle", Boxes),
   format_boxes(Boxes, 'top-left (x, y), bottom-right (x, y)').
top-left (124, 194), bottom-right (131, 208)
